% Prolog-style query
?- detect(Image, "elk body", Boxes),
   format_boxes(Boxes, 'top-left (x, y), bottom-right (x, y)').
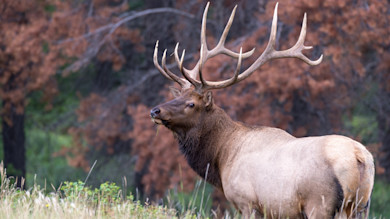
top-left (150, 3), bottom-right (375, 218)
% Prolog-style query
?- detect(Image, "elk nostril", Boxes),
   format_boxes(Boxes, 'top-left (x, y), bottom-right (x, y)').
top-left (150, 108), bottom-right (161, 117)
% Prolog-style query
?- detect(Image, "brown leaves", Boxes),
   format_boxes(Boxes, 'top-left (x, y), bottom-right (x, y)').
top-left (0, 0), bottom-right (60, 118)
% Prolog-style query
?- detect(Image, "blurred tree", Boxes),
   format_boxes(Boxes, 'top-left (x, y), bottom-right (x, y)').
top-left (0, 0), bottom-right (129, 187)
top-left (0, 0), bottom-right (59, 186)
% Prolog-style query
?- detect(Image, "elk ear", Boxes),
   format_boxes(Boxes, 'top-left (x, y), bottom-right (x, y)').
top-left (204, 91), bottom-right (213, 110)
top-left (169, 86), bottom-right (181, 98)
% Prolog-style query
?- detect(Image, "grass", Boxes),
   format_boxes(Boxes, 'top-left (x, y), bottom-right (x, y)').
top-left (0, 187), bottom-right (180, 219)
top-left (370, 179), bottom-right (390, 219)
top-left (0, 162), bottom-right (197, 219)
top-left (1, 160), bottom-right (389, 219)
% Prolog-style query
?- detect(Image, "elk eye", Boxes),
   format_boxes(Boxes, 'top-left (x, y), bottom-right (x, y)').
top-left (187, 103), bottom-right (195, 108)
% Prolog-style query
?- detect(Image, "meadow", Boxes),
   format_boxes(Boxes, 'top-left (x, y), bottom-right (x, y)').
top-left (1, 161), bottom-right (389, 219)
top-left (0, 161), bottom-right (215, 219)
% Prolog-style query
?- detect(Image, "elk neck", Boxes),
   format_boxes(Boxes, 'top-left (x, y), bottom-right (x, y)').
top-left (173, 105), bottom-right (245, 189)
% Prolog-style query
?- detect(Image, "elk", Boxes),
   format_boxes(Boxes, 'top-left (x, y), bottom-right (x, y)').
top-left (150, 3), bottom-right (374, 218)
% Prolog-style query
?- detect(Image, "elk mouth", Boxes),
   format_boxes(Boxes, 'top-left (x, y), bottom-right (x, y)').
top-left (151, 117), bottom-right (163, 125)
top-left (151, 116), bottom-right (170, 126)
top-left (150, 107), bottom-right (171, 126)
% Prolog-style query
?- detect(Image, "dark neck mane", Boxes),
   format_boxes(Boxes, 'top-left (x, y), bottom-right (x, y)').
top-left (173, 106), bottom-right (238, 189)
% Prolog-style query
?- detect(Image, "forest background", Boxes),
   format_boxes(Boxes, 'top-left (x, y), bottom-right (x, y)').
top-left (0, 0), bottom-right (389, 217)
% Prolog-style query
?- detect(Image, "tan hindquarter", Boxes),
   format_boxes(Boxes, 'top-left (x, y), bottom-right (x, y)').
top-left (323, 135), bottom-right (375, 214)
top-left (220, 131), bottom-right (374, 218)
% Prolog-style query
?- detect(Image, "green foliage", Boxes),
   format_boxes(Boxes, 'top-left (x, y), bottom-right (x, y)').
top-left (60, 181), bottom-right (86, 199)
top-left (25, 129), bottom-right (85, 188)
top-left (26, 75), bottom-right (80, 131)
top-left (3, 163), bottom-right (23, 177)
top-left (23, 71), bottom-right (86, 188)
top-left (98, 181), bottom-right (124, 203)
top-left (0, 137), bottom-right (2, 162)
top-left (61, 180), bottom-right (131, 206)
top-left (349, 115), bottom-right (378, 139)
top-left (370, 179), bottom-right (390, 218)
top-left (343, 83), bottom-right (379, 145)
top-left (128, 0), bottom-right (144, 10)
top-left (42, 41), bottom-right (49, 54)
top-left (43, 4), bottom-right (56, 13)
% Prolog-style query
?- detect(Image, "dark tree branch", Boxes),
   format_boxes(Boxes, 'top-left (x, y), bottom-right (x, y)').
top-left (58, 7), bottom-right (196, 75)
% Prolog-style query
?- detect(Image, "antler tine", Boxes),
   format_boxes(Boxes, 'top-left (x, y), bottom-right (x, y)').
top-left (215, 5), bottom-right (237, 49)
top-left (213, 2), bottom-right (323, 85)
top-left (199, 47), bottom-right (243, 90)
top-left (179, 47), bottom-right (185, 72)
top-left (198, 44), bottom-right (207, 87)
top-left (229, 47), bottom-right (243, 85)
top-left (288, 13), bottom-right (323, 65)
top-left (153, 41), bottom-right (189, 88)
top-left (210, 5), bottom-right (255, 59)
top-left (214, 47), bottom-right (243, 89)
top-left (267, 2), bottom-right (279, 51)
top-left (200, 2), bottom-right (210, 52)
top-left (174, 43), bottom-right (200, 87)
top-left (153, 41), bottom-right (175, 81)
top-left (161, 50), bottom-right (178, 80)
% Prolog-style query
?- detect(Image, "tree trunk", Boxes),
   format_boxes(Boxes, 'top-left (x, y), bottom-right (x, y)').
top-left (2, 101), bottom-right (26, 188)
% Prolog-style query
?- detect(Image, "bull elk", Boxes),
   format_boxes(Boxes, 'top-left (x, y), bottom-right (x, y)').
top-left (150, 3), bottom-right (374, 218)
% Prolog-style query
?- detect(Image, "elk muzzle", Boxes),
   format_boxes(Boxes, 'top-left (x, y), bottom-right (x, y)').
top-left (150, 107), bottom-right (163, 125)
top-left (150, 107), bottom-right (161, 117)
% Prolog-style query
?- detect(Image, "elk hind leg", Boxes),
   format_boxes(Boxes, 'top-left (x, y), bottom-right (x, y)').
top-left (304, 186), bottom-right (343, 219)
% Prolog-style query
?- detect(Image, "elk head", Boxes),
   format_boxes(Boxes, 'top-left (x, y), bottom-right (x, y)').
top-left (150, 2), bottom-right (323, 131)
top-left (150, 88), bottom-right (213, 132)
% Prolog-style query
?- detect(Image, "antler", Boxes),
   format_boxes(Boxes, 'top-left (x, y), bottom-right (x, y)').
top-left (153, 2), bottom-right (323, 91)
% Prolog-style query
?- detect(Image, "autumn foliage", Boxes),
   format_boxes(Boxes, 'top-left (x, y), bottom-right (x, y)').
top-left (0, 0), bottom-right (132, 184)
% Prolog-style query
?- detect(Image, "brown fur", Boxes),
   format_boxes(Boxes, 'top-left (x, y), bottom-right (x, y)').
top-left (150, 88), bottom-right (375, 218)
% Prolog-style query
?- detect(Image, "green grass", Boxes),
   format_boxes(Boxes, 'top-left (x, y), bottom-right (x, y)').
top-left (370, 179), bottom-right (390, 219)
